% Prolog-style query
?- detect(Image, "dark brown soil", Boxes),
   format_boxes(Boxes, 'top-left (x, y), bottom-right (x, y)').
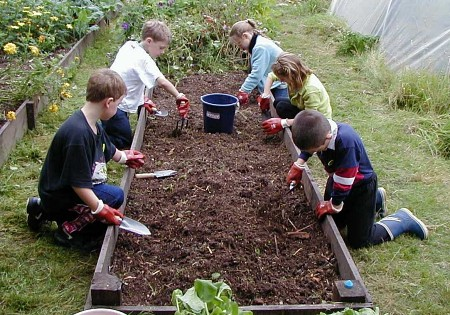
top-left (111, 71), bottom-right (338, 307)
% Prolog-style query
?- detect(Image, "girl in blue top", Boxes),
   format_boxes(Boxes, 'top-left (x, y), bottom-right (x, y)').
top-left (229, 19), bottom-right (287, 110)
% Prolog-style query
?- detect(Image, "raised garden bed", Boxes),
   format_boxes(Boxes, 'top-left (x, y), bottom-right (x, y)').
top-left (0, 16), bottom-right (114, 168)
top-left (86, 72), bottom-right (373, 314)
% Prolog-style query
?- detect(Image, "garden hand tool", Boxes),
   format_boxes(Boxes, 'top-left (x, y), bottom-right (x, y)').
top-left (135, 170), bottom-right (177, 179)
top-left (143, 99), bottom-right (169, 117)
top-left (118, 216), bottom-right (151, 235)
top-left (173, 98), bottom-right (190, 137)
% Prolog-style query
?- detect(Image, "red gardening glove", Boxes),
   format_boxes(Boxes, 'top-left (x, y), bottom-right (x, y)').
top-left (261, 117), bottom-right (290, 134)
top-left (286, 161), bottom-right (305, 185)
top-left (315, 200), bottom-right (342, 220)
top-left (176, 95), bottom-right (190, 118)
top-left (94, 204), bottom-right (123, 225)
top-left (257, 95), bottom-right (270, 112)
top-left (236, 91), bottom-right (249, 106)
top-left (124, 149), bottom-right (145, 169)
top-left (143, 99), bottom-right (157, 114)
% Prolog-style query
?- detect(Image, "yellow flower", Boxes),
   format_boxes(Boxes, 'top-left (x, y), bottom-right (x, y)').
top-left (29, 11), bottom-right (43, 17)
top-left (3, 43), bottom-right (17, 55)
top-left (6, 111), bottom-right (16, 121)
top-left (56, 68), bottom-right (65, 77)
top-left (48, 104), bottom-right (59, 113)
top-left (66, 24), bottom-right (73, 29)
top-left (38, 35), bottom-right (45, 43)
top-left (62, 82), bottom-right (70, 88)
top-left (17, 21), bottom-right (25, 27)
top-left (74, 56), bottom-right (80, 62)
top-left (50, 16), bottom-right (59, 21)
top-left (60, 90), bottom-right (72, 99)
top-left (8, 25), bottom-right (19, 30)
top-left (29, 45), bottom-right (40, 56)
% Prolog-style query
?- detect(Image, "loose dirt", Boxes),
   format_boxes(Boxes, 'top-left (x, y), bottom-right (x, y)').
top-left (111, 71), bottom-right (338, 306)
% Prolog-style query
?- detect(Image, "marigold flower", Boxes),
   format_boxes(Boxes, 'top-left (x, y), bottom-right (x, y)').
top-left (8, 25), bottom-right (19, 30)
top-left (62, 82), bottom-right (70, 88)
top-left (29, 45), bottom-right (40, 56)
top-left (17, 21), bottom-right (25, 27)
top-left (60, 90), bottom-right (72, 99)
top-left (48, 104), bottom-right (59, 113)
top-left (6, 111), bottom-right (16, 121)
top-left (38, 35), bottom-right (45, 43)
top-left (3, 43), bottom-right (17, 55)
top-left (50, 16), bottom-right (59, 21)
top-left (74, 56), bottom-right (80, 62)
top-left (66, 24), bottom-right (73, 29)
top-left (56, 68), bottom-right (65, 77)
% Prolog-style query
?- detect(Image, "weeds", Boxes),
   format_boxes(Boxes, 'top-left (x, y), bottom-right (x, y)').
top-left (336, 30), bottom-right (379, 56)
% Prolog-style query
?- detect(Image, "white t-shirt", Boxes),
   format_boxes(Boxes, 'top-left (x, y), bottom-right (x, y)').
top-left (110, 41), bottom-right (163, 113)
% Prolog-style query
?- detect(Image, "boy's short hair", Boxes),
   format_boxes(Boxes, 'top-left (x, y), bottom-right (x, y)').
top-left (141, 20), bottom-right (172, 43)
top-left (292, 110), bottom-right (330, 150)
top-left (86, 69), bottom-right (127, 102)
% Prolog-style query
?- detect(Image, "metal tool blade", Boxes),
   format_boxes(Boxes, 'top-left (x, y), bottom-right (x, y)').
top-left (135, 170), bottom-right (177, 179)
top-left (154, 109), bottom-right (169, 117)
top-left (119, 216), bottom-right (151, 235)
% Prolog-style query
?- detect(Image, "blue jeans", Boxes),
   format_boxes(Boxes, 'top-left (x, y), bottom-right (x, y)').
top-left (92, 183), bottom-right (124, 208)
top-left (271, 86), bottom-right (288, 102)
top-left (102, 109), bottom-right (132, 150)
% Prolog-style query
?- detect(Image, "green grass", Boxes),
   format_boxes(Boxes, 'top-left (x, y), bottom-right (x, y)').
top-left (1, 1), bottom-right (449, 315)
top-left (274, 3), bottom-right (449, 315)
top-left (0, 25), bottom-right (124, 315)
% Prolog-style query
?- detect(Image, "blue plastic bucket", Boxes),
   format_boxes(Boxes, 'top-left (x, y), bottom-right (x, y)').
top-left (201, 93), bottom-right (238, 134)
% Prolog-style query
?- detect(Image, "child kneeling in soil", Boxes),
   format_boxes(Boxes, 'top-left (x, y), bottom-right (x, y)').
top-left (103, 20), bottom-right (190, 149)
top-left (260, 52), bottom-right (332, 122)
top-left (229, 19), bottom-right (288, 111)
top-left (26, 69), bottom-right (146, 251)
top-left (286, 110), bottom-right (428, 249)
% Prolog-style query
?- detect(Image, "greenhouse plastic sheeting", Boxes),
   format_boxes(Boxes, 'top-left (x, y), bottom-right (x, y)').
top-left (330, 0), bottom-right (450, 73)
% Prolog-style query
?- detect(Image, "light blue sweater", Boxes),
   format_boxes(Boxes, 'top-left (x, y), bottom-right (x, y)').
top-left (240, 35), bottom-right (285, 94)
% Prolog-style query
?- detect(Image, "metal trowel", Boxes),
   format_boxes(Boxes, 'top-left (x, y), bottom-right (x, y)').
top-left (135, 170), bottom-right (177, 179)
top-left (119, 216), bottom-right (151, 235)
top-left (154, 109), bottom-right (169, 117)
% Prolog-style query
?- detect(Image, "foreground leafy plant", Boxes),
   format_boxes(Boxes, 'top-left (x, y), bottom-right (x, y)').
top-left (171, 279), bottom-right (253, 315)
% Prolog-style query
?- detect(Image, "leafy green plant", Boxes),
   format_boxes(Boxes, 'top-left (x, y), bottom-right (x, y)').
top-left (336, 30), bottom-right (379, 56)
top-left (171, 279), bottom-right (253, 315)
top-left (117, 0), bottom-right (277, 81)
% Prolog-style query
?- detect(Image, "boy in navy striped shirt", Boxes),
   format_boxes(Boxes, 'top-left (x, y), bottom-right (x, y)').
top-left (286, 110), bottom-right (428, 248)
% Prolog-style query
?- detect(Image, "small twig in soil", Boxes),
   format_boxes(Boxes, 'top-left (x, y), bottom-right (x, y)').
top-left (288, 218), bottom-right (298, 230)
top-left (274, 234), bottom-right (279, 256)
top-left (293, 247), bottom-right (303, 256)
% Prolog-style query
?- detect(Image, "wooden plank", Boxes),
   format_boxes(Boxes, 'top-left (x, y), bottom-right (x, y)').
top-left (0, 100), bottom-right (31, 166)
top-left (104, 302), bottom-right (374, 315)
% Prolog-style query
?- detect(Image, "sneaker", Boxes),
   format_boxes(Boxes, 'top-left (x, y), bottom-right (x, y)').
top-left (376, 187), bottom-right (388, 219)
top-left (26, 197), bottom-right (46, 231)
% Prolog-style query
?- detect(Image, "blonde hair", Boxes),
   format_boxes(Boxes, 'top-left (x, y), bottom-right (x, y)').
top-left (229, 19), bottom-right (258, 37)
top-left (141, 20), bottom-right (172, 43)
top-left (86, 69), bottom-right (126, 102)
top-left (272, 52), bottom-right (312, 92)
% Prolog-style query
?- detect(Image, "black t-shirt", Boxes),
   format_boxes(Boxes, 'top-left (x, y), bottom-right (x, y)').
top-left (38, 110), bottom-right (116, 213)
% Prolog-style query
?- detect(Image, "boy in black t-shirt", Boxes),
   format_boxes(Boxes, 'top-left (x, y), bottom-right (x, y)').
top-left (26, 69), bottom-right (146, 251)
